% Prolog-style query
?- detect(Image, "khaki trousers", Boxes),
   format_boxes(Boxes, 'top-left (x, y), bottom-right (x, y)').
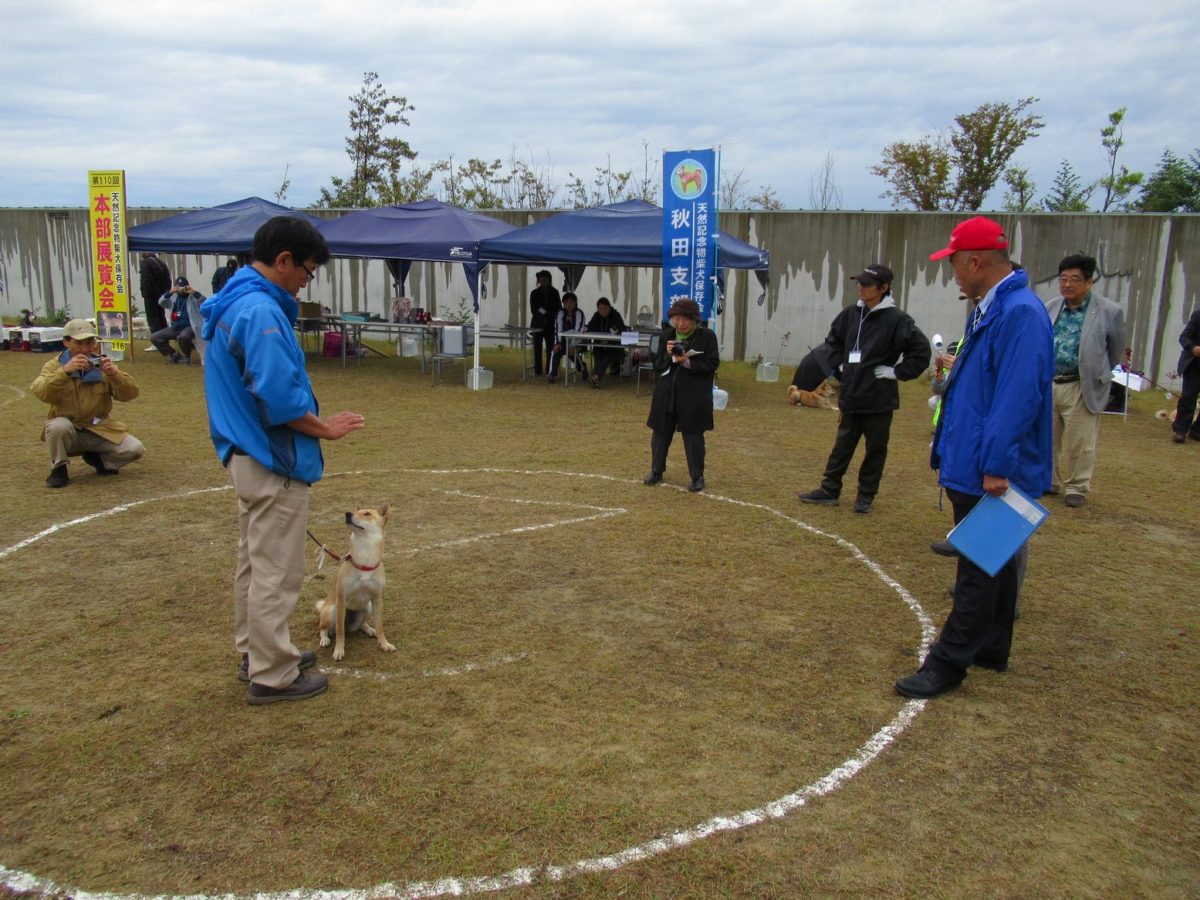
top-left (1052, 380), bottom-right (1100, 496)
top-left (43, 417), bottom-right (144, 470)
top-left (228, 453), bottom-right (309, 688)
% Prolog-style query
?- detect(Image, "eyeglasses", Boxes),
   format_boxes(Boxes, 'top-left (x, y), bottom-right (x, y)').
top-left (1058, 275), bottom-right (1089, 284)
top-left (294, 258), bottom-right (316, 282)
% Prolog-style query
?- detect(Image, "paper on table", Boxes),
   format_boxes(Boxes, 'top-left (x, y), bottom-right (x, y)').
top-left (620, 331), bottom-right (639, 346)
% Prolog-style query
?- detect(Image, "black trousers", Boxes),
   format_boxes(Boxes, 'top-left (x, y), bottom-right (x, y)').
top-left (592, 347), bottom-right (624, 382)
top-left (1175, 364), bottom-right (1200, 436)
top-left (819, 410), bottom-right (893, 499)
top-left (531, 328), bottom-right (551, 376)
top-left (650, 427), bottom-right (705, 479)
top-left (924, 489), bottom-right (1020, 679)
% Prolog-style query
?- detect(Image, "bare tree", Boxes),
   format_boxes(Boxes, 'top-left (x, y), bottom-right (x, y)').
top-left (749, 185), bottom-right (785, 210)
top-left (272, 164), bottom-right (291, 205)
top-left (720, 168), bottom-right (751, 209)
top-left (629, 140), bottom-right (661, 203)
top-left (808, 150), bottom-right (843, 210)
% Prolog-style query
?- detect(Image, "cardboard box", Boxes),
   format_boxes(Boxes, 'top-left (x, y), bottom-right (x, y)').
top-left (299, 301), bottom-right (322, 319)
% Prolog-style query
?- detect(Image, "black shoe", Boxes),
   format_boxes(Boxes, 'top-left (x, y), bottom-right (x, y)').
top-left (688, 476), bottom-right (705, 493)
top-left (246, 670), bottom-right (328, 705)
top-left (643, 471), bottom-right (663, 486)
top-left (798, 488), bottom-right (838, 505)
top-left (974, 657), bottom-right (1009, 673)
top-left (46, 464), bottom-right (69, 488)
top-left (239, 650), bottom-right (317, 683)
top-left (1172, 432), bottom-right (1187, 444)
top-left (81, 451), bottom-right (118, 476)
top-left (852, 496), bottom-right (872, 514)
top-left (930, 540), bottom-right (959, 557)
top-left (894, 667), bottom-right (961, 699)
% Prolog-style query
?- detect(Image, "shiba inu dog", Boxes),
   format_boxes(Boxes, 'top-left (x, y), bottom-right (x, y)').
top-left (316, 503), bottom-right (395, 661)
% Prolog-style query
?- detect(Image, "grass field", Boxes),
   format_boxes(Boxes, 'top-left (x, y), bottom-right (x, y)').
top-left (0, 338), bottom-right (1197, 898)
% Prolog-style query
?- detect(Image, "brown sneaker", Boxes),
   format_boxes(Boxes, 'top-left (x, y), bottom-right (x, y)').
top-left (246, 670), bottom-right (328, 705)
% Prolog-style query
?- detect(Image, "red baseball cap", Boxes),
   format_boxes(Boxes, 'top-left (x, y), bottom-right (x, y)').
top-left (929, 216), bottom-right (1009, 261)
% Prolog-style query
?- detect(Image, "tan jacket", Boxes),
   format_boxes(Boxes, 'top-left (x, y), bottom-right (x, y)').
top-left (30, 356), bottom-right (140, 443)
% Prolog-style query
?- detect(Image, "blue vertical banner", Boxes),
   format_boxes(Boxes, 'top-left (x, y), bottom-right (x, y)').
top-left (662, 148), bottom-right (719, 323)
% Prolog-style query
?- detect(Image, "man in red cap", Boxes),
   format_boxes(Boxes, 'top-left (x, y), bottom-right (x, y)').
top-left (895, 217), bottom-right (1054, 700)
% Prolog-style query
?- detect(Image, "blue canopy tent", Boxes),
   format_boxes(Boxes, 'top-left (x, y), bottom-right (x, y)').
top-left (476, 199), bottom-right (770, 322)
top-left (127, 196), bottom-right (324, 254)
top-left (317, 199), bottom-right (517, 307)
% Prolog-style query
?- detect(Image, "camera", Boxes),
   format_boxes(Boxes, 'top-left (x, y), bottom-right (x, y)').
top-left (87, 355), bottom-right (105, 367)
top-left (671, 340), bottom-right (688, 357)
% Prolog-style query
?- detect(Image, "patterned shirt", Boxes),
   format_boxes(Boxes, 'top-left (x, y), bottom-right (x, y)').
top-left (1053, 294), bottom-right (1091, 376)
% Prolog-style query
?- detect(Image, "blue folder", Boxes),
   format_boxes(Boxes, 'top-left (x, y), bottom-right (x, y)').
top-left (946, 485), bottom-right (1048, 576)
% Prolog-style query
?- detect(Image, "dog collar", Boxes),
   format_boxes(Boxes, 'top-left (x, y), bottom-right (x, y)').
top-left (347, 556), bottom-right (380, 572)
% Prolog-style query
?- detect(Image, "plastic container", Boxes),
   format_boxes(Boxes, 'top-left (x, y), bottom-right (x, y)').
top-left (713, 385), bottom-right (729, 410)
top-left (397, 336), bottom-right (419, 357)
top-left (466, 366), bottom-right (493, 391)
top-left (756, 361), bottom-right (780, 382)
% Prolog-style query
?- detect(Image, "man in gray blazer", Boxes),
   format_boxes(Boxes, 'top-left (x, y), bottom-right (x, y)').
top-left (1044, 253), bottom-right (1126, 508)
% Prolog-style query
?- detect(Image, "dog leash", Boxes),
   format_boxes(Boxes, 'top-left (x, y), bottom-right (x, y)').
top-left (306, 529), bottom-right (345, 567)
top-left (305, 529), bottom-right (380, 571)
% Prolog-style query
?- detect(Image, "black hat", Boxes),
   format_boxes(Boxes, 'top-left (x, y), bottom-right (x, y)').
top-left (175, 276), bottom-right (190, 287)
top-left (667, 298), bottom-right (702, 321)
top-left (851, 264), bottom-right (893, 285)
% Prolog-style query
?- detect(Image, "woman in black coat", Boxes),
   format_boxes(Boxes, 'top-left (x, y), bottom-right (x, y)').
top-left (644, 298), bottom-right (719, 492)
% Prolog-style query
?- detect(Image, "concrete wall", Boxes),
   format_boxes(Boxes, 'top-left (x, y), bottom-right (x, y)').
top-left (2, 207), bottom-right (1196, 385)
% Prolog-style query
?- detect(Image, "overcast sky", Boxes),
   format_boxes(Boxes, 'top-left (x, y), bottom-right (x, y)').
top-left (2, 0), bottom-right (1197, 212)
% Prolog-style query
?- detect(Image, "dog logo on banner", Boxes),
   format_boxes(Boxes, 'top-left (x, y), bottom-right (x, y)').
top-left (670, 160), bottom-right (708, 199)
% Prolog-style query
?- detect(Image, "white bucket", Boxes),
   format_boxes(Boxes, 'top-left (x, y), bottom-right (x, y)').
top-left (397, 336), bottom-right (419, 357)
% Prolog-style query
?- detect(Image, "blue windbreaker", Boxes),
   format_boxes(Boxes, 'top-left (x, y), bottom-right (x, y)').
top-left (931, 269), bottom-right (1053, 496)
top-left (199, 267), bottom-right (324, 484)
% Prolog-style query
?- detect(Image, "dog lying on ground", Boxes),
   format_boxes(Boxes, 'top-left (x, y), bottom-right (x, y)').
top-left (788, 378), bottom-right (839, 410)
top-left (316, 503), bottom-right (395, 661)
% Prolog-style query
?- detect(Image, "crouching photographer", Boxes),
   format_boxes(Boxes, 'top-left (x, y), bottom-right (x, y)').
top-left (30, 318), bottom-right (145, 488)
top-left (643, 298), bottom-right (719, 493)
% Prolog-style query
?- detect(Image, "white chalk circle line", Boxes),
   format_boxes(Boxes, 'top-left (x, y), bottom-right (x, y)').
top-left (0, 467), bottom-right (935, 899)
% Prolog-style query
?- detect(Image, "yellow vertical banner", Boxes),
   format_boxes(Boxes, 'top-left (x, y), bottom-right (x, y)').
top-left (87, 170), bottom-right (131, 354)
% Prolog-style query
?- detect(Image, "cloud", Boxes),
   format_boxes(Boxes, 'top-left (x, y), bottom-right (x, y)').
top-left (1, 0), bottom-right (1197, 210)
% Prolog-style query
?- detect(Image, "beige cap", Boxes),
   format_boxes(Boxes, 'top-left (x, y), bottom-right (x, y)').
top-left (62, 318), bottom-right (98, 340)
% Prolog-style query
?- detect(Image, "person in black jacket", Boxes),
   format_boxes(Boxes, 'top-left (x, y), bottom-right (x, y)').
top-left (1172, 306), bottom-right (1200, 443)
top-left (529, 270), bottom-right (561, 377)
top-left (643, 298), bottom-right (719, 493)
top-left (139, 253), bottom-right (172, 333)
top-left (797, 264), bottom-right (931, 513)
top-left (586, 297), bottom-right (627, 388)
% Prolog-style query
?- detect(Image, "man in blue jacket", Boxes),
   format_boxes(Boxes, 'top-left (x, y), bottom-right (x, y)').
top-left (201, 217), bottom-right (365, 705)
top-left (895, 217), bottom-right (1054, 700)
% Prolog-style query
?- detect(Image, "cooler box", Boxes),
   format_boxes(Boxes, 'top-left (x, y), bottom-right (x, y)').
top-left (29, 327), bottom-right (64, 352)
top-left (438, 325), bottom-right (474, 356)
